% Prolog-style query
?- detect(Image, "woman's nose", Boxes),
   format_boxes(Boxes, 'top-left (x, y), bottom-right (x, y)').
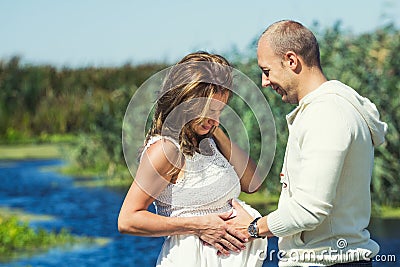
top-left (208, 117), bottom-right (219, 127)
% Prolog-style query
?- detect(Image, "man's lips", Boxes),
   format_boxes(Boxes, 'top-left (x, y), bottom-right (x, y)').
top-left (272, 86), bottom-right (284, 96)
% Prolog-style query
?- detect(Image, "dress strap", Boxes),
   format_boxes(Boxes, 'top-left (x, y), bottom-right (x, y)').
top-left (140, 135), bottom-right (180, 161)
top-left (160, 135), bottom-right (180, 148)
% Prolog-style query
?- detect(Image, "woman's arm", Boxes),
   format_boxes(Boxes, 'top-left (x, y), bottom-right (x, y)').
top-left (117, 139), bottom-right (247, 255)
top-left (212, 127), bottom-right (263, 193)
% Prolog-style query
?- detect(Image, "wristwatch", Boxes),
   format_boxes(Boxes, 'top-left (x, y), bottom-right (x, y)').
top-left (248, 217), bottom-right (264, 238)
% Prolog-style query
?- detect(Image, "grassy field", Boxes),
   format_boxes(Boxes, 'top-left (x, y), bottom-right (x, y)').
top-left (0, 207), bottom-right (54, 222)
top-left (239, 191), bottom-right (279, 215)
top-left (0, 143), bottom-right (64, 160)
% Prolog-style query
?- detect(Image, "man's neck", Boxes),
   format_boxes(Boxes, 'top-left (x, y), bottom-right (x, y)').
top-left (297, 68), bottom-right (327, 102)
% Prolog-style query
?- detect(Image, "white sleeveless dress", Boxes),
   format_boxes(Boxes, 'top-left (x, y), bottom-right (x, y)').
top-left (143, 136), bottom-right (268, 267)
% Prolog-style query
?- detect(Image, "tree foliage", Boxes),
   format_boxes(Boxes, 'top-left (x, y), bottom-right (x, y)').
top-left (317, 23), bottom-right (400, 206)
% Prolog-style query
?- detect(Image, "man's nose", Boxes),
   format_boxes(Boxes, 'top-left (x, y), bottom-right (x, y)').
top-left (261, 73), bottom-right (271, 87)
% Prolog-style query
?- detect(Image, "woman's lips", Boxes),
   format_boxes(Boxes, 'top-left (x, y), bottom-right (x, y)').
top-left (201, 125), bottom-right (212, 131)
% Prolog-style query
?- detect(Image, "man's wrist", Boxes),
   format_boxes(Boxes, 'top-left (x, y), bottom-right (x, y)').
top-left (257, 216), bottom-right (271, 238)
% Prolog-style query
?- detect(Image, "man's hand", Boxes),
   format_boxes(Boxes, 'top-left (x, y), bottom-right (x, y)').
top-left (227, 199), bottom-right (274, 239)
top-left (195, 210), bottom-right (247, 256)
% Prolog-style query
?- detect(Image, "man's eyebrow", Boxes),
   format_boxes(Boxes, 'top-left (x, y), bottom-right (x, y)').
top-left (258, 65), bottom-right (269, 70)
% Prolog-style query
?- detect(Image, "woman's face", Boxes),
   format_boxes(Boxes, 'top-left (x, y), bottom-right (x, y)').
top-left (191, 92), bottom-right (229, 136)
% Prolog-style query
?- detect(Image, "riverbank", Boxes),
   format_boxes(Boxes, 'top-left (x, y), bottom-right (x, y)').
top-left (0, 143), bottom-right (399, 219)
top-left (0, 207), bottom-right (98, 261)
top-left (0, 148), bottom-right (108, 262)
top-left (0, 143), bottom-right (64, 160)
top-left (0, 159), bottom-right (137, 266)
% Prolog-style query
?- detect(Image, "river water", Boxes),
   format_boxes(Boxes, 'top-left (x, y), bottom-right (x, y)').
top-left (0, 159), bottom-right (398, 266)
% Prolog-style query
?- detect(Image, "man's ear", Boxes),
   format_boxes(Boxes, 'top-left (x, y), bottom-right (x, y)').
top-left (285, 51), bottom-right (298, 70)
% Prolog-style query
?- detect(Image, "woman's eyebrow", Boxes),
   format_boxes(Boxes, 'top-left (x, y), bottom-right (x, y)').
top-left (209, 105), bottom-right (226, 112)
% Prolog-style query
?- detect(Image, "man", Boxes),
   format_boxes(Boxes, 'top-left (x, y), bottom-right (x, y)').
top-left (229, 20), bottom-right (387, 266)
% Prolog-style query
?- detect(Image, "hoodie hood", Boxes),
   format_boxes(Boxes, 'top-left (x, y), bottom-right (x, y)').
top-left (299, 80), bottom-right (388, 147)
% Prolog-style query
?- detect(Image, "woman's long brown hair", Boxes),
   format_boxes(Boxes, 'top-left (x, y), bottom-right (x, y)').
top-left (144, 51), bottom-right (233, 156)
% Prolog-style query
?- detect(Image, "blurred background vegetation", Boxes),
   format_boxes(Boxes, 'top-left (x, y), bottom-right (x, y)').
top-left (0, 23), bottom-right (399, 212)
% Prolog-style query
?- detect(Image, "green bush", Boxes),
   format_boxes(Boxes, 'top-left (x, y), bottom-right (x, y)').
top-left (0, 215), bottom-right (83, 256)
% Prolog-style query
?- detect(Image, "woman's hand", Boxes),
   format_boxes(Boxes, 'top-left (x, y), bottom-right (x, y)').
top-left (225, 200), bottom-right (254, 240)
top-left (195, 211), bottom-right (248, 256)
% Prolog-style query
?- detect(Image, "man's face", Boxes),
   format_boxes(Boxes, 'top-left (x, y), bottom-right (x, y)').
top-left (257, 37), bottom-right (299, 104)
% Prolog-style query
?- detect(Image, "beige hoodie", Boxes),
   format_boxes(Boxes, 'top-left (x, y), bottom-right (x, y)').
top-left (267, 80), bottom-right (387, 266)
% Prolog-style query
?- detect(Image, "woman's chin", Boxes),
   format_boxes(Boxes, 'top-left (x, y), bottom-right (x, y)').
top-left (197, 130), bottom-right (210, 136)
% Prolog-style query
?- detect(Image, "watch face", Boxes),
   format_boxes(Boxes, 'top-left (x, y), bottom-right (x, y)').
top-left (248, 224), bottom-right (257, 236)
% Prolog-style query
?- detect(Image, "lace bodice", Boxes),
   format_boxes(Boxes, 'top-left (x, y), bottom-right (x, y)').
top-left (142, 135), bottom-right (241, 217)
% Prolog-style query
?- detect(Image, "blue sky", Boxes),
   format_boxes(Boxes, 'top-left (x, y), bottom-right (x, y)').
top-left (1, 0), bottom-right (399, 67)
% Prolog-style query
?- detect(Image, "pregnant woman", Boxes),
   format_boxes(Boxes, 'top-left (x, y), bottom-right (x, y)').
top-left (118, 51), bottom-right (268, 267)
